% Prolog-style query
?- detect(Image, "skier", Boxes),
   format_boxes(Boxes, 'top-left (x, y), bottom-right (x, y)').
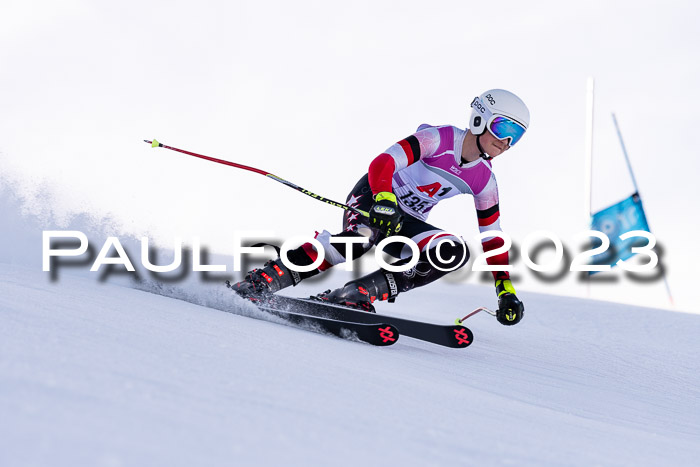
top-left (232, 89), bottom-right (528, 326)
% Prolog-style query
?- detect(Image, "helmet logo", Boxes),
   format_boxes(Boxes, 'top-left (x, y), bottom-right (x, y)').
top-left (470, 97), bottom-right (486, 114)
top-left (485, 94), bottom-right (496, 105)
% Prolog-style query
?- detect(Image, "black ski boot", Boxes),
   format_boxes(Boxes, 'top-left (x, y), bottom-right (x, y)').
top-left (229, 259), bottom-right (300, 298)
top-left (315, 269), bottom-right (398, 312)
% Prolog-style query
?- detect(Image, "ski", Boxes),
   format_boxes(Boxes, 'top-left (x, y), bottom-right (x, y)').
top-left (260, 295), bottom-right (473, 348)
top-left (252, 301), bottom-right (400, 347)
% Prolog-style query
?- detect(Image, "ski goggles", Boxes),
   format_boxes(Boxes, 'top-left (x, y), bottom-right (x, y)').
top-left (471, 97), bottom-right (527, 146)
top-left (488, 116), bottom-right (527, 147)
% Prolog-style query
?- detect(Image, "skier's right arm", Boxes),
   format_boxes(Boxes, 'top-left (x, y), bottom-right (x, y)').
top-left (367, 128), bottom-right (441, 235)
top-left (367, 127), bottom-right (441, 194)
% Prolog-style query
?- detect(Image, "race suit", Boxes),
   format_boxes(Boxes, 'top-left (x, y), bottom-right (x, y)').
top-left (286, 124), bottom-right (511, 292)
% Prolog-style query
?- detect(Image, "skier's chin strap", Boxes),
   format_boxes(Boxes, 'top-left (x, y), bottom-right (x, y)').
top-left (476, 134), bottom-right (492, 161)
top-left (460, 132), bottom-right (492, 166)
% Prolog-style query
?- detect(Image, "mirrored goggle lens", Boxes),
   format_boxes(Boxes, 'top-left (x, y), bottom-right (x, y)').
top-left (489, 116), bottom-right (526, 146)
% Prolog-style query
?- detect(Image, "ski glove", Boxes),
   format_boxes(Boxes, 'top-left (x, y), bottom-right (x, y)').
top-left (496, 279), bottom-right (524, 326)
top-left (370, 191), bottom-right (403, 237)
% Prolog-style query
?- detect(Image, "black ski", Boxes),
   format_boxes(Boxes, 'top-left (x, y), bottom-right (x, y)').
top-left (260, 295), bottom-right (473, 348)
top-left (253, 301), bottom-right (399, 347)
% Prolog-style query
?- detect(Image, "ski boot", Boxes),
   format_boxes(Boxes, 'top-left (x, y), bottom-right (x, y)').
top-left (228, 259), bottom-right (300, 298)
top-left (314, 269), bottom-right (398, 313)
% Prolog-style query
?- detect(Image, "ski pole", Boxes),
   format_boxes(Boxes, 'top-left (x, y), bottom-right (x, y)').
top-left (144, 139), bottom-right (369, 218)
top-left (455, 307), bottom-right (497, 325)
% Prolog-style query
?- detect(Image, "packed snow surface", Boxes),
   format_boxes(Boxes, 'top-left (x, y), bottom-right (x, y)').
top-left (1, 263), bottom-right (699, 467)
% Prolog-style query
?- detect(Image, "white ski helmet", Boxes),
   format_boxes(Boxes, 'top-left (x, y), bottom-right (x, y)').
top-left (469, 89), bottom-right (530, 147)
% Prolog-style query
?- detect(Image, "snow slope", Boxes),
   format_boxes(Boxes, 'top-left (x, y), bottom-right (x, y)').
top-left (1, 263), bottom-right (699, 467)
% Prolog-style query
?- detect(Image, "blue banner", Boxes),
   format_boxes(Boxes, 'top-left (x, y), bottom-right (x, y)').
top-left (589, 193), bottom-right (650, 270)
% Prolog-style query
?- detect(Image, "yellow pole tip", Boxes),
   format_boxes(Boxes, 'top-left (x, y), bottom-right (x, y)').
top-left (151, 139), bottom-right (160, 148)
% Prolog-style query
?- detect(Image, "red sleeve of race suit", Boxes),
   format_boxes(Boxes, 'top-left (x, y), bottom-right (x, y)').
top-left (368, 134), bottom-right (422, 195)
top-left (480, 224), bottom-right (511, 282)
top-left (368, 154), bottom-right (396, 194)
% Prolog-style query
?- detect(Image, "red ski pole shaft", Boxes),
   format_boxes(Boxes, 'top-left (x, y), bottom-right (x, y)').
top-left (455, 307), bottom-right (497, 325)
top-left (144, 139), bottom-right (369, 218)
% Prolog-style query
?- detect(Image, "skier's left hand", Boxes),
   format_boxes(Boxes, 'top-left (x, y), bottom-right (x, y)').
top-left (495, 279), bottom-right (524, 325)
